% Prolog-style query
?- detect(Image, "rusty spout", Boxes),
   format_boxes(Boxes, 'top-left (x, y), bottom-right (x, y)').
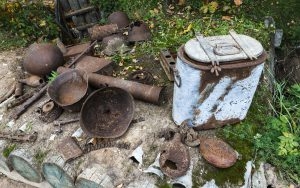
top-left (57, 67), bottom-right (164, 104)
top-left (19, 75), bottom-right (44, 87)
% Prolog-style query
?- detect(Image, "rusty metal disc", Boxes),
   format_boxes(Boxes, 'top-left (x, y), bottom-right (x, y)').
top-left (38, 100), bottom-right (63, 123)
top-left (127, 70), bottom-right (154, 85)
top-left (48, 69), bottom-right (89, 112)
top-left (199, 137), bottom-right (238, 168)
top-left (159, 133), bottom-right (190, 178)
top-left (80, 87), bottom-right (134, 138)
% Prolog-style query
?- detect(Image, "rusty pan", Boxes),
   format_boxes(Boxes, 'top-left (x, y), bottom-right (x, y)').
top-left (80, 87), bottom-right (134, 138)
top-left (48, 69), bottom-right (89, 112)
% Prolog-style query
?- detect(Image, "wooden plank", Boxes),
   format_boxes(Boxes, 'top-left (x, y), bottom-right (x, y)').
top-left (65, 6), bottom-right (96, 18)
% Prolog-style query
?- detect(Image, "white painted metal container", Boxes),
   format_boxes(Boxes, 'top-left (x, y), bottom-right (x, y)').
top-left (172, 34), bottom-right (267, 130)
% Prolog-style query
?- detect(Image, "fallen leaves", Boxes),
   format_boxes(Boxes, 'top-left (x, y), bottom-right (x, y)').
top-left (234, 0), bottom-right (243, 6)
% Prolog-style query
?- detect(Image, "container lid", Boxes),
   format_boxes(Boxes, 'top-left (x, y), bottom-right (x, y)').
top-left (184, 34), bottom-right (264, 63)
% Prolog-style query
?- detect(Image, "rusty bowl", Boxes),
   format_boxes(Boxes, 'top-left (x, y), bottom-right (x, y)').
top-left (128, 21), bottom-right (151, 42)
top-left (48, 69), bottom-right (89, 112)
top-left (80, 87), bottom-right (134, 138)
top-left (108, 11), bottom-right (130, 29)
top-left (23, 43), bottom-right (64, 76)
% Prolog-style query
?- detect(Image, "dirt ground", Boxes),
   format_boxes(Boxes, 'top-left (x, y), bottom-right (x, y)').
top-left (0, 48), bottom-right (290, 188)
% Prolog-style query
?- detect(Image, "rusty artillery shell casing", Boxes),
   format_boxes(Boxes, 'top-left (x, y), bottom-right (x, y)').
top-left (57, 67), bottom-right (163, 104)
top-left (88, 24), bottom-right (119, 41)
top-left (14, 82), bottom-right (23, 98)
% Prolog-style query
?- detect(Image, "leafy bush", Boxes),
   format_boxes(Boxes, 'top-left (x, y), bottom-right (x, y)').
top-left (0, 1), bottom-right (59, 49)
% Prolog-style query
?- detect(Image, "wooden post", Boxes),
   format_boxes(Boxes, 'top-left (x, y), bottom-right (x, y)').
top-left (75, 164), bottom-right (114, 188)
top-left (42, 155), bottom-right (76, 188)
top-left (8, 148), bottom-right (43, 183)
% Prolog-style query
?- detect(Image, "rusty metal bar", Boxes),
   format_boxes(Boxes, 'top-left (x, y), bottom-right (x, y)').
top-left (57, 67), bottom-right (163, 104)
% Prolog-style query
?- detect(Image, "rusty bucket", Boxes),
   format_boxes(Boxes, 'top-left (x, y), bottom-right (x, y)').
top-left (80, 87), bottom-right (134, 138)
top-left (48, 69), bottom-right (89, 112)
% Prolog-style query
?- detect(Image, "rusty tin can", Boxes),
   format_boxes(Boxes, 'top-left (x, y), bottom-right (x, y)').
top-left (172, 34), bottom-right (267, 130)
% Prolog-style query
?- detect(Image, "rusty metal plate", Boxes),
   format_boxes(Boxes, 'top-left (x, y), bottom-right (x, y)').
top-left (80, 87), bottom-right (134, 138)
top-left (58, 137), bottom-right (83, 162)
top-left (159, 133), bottom-right (190, 178)
top-left (75, 56), bottom-right (112, 73)
top-left (199, 137), bottom-right (238, 168)
top-left (64, 42), bottom-right (91, 60)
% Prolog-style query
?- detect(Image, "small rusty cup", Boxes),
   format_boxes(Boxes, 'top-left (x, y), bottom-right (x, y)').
top-left (48, 69), bottom-right (89, 112)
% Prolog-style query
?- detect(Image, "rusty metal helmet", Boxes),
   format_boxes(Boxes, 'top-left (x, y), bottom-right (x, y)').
top-left (23, 43), bottom-right (64, 76)
top-left (48, 69), bottom-right (89, 112)
top-left (108, 11), bottom-right (130, 29)
top-left (80, 87), bottom-right (134, 138)
top-left (128, 21), bottom-right (151, 42)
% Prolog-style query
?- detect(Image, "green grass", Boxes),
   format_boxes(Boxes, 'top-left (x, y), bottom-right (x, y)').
top-left (0, 31), bottom-right (27, 50)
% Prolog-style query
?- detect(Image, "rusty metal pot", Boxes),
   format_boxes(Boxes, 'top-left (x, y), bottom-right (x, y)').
top-left (128, 21), bottom-right (151, 42)
top-left (159, 133), bottom-right (190, 178)
top-left (23, 43), bottom-right (64, 76)
top-left (48, 69), bottom-right (89, 112)
top-left (80, 87), bottom-right (134, 138)
top-left (108, 11), bottom-right (130, 29)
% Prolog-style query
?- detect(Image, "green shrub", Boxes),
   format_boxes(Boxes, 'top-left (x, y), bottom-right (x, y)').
top-left (0, 1), bottom-right (59, 49)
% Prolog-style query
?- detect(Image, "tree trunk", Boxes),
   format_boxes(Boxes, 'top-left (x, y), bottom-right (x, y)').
top-left (42, 155), bottom-right (76, 188)
top-left (0, 140), bottom-right (13, 172)
top-left (8, 148), bottom-right (43, 183)
top-left (75, 164), bottom-right (114, 188)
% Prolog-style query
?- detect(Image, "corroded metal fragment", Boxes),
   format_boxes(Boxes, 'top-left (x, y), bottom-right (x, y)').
top-left (199, 137), bottom-right (238, 168)
top-left (159, 133), bottom-right (190, 178)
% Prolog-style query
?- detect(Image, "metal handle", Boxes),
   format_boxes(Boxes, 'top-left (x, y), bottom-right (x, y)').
top-left (173, 68), bottom-right (181, 87)
top-left (213, 43), bottom-right (241, 56)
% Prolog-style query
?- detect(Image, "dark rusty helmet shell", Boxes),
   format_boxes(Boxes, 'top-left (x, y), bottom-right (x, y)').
top-left (80, 87), bottom-right (134, 138)
top-left (108, 11), bottom-right (130, 29)
top-left (23, 43), bottom-right (64, 76)
top-left (128, 21), bottom-right (151, 42)
top-left (47, 69), bottom-right (89, 112)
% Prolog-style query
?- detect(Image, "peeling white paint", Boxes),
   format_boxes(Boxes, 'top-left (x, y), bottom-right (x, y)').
top-left (173, 55), bottom-right (264, 128)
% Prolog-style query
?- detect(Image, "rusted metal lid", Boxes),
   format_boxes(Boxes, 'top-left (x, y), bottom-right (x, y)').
top-left (80, 87), bottom-right (134, 138)
top-left (199, 137), bottom-right (238, 168)
top-left (184, 34), bottom-right (264, 63)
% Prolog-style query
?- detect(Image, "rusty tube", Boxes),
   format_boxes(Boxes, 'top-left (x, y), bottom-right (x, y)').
top-left (57, 67), bottom-right (163, 104)
top-left (15, 82), bottom-right (23, 98)
top-left (88, 24), bottom-right (119, 41)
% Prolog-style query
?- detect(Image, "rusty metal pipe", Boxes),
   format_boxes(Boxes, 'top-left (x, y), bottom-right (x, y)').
top-left (14, 82), bottom-right (23, 98)
top-left (57, 67), bottom-right (163, 104)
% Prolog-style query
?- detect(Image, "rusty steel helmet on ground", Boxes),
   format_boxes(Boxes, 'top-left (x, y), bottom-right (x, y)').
top-left (128, 21), bottom-right (151, 42)
top-left (23, 43), bottom-right (64, 76)
top-left (47, 69), bottom-right (89, 112)
top-left (108, 11), bottom-right (130, 29)
top-left (80, 87), bottom-right (134, 138)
